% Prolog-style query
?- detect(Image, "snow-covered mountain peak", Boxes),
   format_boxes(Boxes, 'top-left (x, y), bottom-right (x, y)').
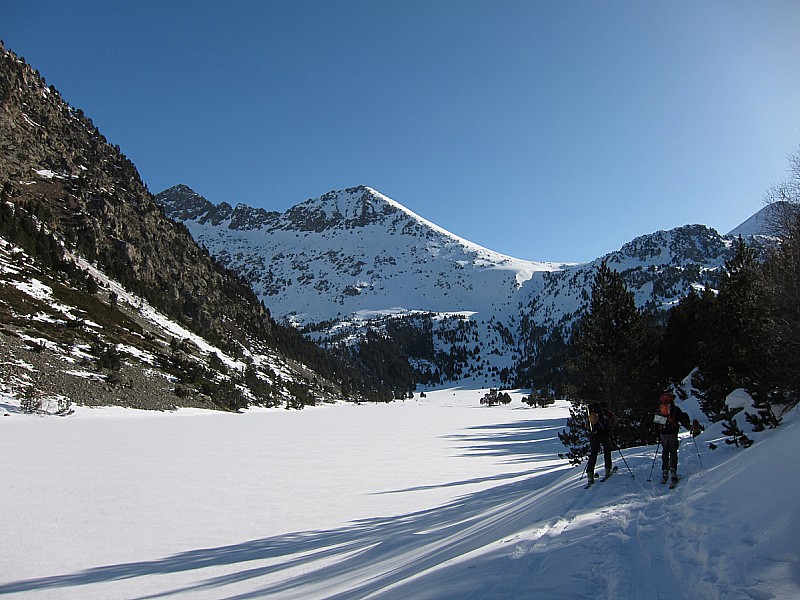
top-left (276, 186), bottom-right (495, 253)
top-left (279, 185), bottom-right (408, 233)
top-left (156, 184), bottom-right (563, 332)
top-left (348, 187), bottom-right (547, 268)
top-left (610, 224), bottom-right (733, 269)
top-left (727, 201), bottom-right (795, 238)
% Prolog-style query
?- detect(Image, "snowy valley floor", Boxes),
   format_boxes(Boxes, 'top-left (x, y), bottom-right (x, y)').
top-left (0, 389), bottom-right (798, 600)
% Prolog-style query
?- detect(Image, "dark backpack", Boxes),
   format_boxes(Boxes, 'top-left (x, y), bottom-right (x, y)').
top-left (587, 402), bottom-right (607, 431)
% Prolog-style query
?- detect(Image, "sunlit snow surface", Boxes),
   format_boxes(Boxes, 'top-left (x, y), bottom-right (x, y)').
top-left (0, 388), bottom-right (797, 600)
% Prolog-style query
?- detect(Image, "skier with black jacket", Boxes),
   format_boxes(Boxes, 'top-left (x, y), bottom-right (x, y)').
top-left (586, 402), bottom-right (619, 485)
top-left (656, 392), bottom-right (700, 485)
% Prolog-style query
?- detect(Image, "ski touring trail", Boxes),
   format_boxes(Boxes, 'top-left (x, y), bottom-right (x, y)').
top-left (377, 416), bottom-right (799, 600)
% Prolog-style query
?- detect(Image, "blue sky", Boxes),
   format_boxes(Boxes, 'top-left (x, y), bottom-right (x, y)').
top-left (4, 1), bottom-right (800, 262)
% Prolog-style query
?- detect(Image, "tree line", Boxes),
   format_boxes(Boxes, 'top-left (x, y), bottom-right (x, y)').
top-left (558, 149), bottom-right (800, 462)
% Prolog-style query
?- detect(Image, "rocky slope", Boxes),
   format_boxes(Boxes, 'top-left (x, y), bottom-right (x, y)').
top-left (0, 42), bottom-right (383, 410)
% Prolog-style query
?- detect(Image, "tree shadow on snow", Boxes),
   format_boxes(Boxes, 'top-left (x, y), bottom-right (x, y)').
top-left (444, 417), bottom-right (568, 463)
top-left (374, 417), bottom-right (569, 495)
top-left (0, 401), bottom-right (20, 415)
top-left (0, 417), bottom-right (577, 600)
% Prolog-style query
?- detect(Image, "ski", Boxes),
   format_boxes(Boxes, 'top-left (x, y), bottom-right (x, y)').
top-left (600, 466), bottom-right (618, 482)
top-left (585, 467), bottom-right (618, 489)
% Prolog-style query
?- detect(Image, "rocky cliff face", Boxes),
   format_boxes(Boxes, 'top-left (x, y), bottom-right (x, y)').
top-left (0, 42), bottom-right (383, 409)
top-left (0, 44), bottom-right (274, 350)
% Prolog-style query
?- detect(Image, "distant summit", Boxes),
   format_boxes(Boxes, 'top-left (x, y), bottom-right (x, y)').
top-left (157, 184), bottom-right (214, 219)
top-left (727, 201), bottom-right (793, 238)
top-left (156, 185), bottom-right (560, 325)
top-left (158, 184), bottom-right (279, 229)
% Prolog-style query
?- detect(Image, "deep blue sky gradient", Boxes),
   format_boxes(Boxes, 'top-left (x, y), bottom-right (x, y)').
top-left (4, 1), bottom-right (800, 262)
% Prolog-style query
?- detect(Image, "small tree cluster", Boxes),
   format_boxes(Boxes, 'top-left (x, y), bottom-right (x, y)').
top-left (55, 396), bottom-right (72, 416)
top-left (522, 389), bottom-right (555, 408)
top-left (720, 413), bottom-right (754, 448)
top-left (91, 342), bottom-right (122, 371)
top-left (20, 386), bottom-right (42, 414)
top-left (745, 400), bottom-right (782, 432)
top-left (480, 389), bottom-right (512, 406)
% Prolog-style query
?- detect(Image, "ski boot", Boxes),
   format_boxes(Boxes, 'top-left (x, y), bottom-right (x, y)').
top-left (670, 470), bottom-right (679, 487)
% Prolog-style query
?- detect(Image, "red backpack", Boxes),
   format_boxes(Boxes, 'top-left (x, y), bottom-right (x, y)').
top-left (657, 393), bottom-right (677, 429)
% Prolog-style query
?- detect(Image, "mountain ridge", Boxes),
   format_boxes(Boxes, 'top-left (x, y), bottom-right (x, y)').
top-left (157, 184), bottom-right (563, 326)
top-left (156, 183), bottom-right (774, 389)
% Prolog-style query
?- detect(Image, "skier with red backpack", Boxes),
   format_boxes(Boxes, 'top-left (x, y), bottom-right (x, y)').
top-left (655, 392), bottom-right (701, 486)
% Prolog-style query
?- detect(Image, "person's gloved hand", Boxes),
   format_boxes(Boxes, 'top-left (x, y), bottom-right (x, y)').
top-left (691, 419), bottom-right (703, 437)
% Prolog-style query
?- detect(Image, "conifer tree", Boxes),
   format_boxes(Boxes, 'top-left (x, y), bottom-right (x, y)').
top-left (660, 286), bottom-right (716, 383)
top-left (759, 147), bottom-right (800, 407)
top-left (559, 262), bottom-right (663, 463)
top-left (694, 238), bottom-right (768, 419)
top-left (760, 223), bottom-right (800, 406)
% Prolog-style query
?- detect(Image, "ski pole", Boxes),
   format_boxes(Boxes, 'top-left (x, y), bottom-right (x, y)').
top-left (613, 438), bottom-right (635, 478)
top-left (691, 433), bottom-right (703, 467)
top-left (646, 440), bottom-right (660, 482)
top-left (579, 405), bottom-right (593, 482)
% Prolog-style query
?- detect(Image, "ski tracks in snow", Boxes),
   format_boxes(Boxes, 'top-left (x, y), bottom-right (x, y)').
top-left (478, 467), bottom-right (730, 600)
top-left (373, 441), bottom-right (791, 600)
top-left (499, 468), bottom-right (767, 600)
top-left (474, 472), bottom-right (650, 599)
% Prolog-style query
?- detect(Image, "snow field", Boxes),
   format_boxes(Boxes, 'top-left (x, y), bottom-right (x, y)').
top-left (0, 390), bottom-right (797, 599)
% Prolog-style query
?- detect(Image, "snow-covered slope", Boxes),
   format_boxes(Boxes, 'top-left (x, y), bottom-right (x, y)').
top-left (0, 236), bottom-right (349, 412)
top-left (727, 200), bottom-right (791, 237)
top-left (1, 388), bottom-right (796, 599)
